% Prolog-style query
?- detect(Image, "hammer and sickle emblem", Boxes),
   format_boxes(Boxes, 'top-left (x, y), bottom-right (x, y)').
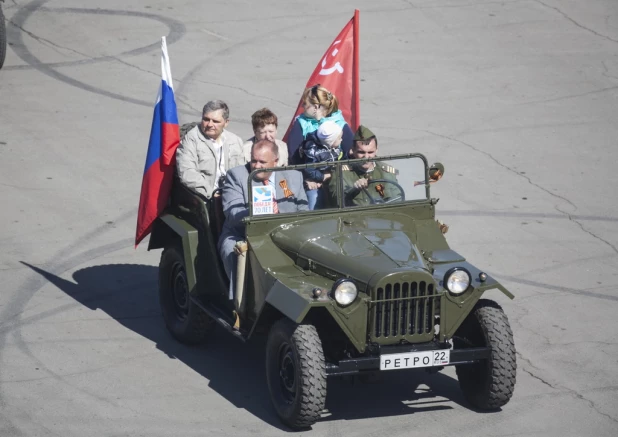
top-left (319, 40), bottom-right (344, 76)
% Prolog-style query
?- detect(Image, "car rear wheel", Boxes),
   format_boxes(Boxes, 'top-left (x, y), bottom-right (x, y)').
top-left (159, 244), bottom-right (214, 344)
top-left (454, 299), bottom-right (516, 409)
top-left (266, 319), bottom-right (326, 430)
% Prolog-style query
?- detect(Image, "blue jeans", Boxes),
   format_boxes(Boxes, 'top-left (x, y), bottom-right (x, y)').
top-left (306, 187), bottom-right (326, 210)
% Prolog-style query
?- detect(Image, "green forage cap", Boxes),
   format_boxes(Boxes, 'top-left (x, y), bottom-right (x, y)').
top-left (353, 125), bottom-right (376, 141)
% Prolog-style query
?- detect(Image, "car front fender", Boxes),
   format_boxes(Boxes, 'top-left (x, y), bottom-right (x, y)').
top-left (262, 278), bottom-right (370, 353)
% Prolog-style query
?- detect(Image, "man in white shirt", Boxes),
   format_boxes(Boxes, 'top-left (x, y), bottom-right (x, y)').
top-left (176, 100), bottom-right (245, 198)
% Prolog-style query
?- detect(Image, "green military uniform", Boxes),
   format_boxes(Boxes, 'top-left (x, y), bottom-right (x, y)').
top-left (329, 162), bottom-right (400, 206)
top-left (328, 125), bottom-right (401, 206)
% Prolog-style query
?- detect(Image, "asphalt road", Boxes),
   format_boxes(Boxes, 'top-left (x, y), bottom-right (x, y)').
top-left (1, 0), bottom-right (617, 435)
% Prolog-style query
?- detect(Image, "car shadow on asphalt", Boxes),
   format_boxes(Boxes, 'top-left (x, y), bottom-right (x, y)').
top-left (23, 262), bottom-right (478, 430)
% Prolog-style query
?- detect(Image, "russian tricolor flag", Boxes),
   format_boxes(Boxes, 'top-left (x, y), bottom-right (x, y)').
top-left (135, 37), bottom-right (180, 247)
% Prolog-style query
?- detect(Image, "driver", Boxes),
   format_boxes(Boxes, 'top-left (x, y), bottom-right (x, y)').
top-left (329, 125), bottom-right (399, 206)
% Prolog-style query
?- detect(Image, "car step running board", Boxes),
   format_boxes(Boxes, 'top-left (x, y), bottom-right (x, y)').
top-left (190, 296), bottom-right (248, 342)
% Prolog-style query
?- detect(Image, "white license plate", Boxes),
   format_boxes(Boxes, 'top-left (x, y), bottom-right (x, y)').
top-left (380, 349), bottom-right (450, 371)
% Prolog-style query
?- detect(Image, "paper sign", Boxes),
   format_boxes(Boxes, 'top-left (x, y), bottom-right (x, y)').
top-left (252, 185), bottom-right (275, 215)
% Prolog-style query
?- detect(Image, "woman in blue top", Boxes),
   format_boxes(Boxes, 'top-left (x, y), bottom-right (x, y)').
top-left (287, 84), bottom-right (354, 165)
top-left (300, 121), bottom-right (344, 210)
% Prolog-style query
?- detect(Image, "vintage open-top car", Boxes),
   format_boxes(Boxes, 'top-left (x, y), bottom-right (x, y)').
top-left (148, 153), bottom-right (516, 429)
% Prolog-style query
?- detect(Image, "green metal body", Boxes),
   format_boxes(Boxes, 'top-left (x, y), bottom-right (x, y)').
top-left (150, 154), bottom-right (514, 356)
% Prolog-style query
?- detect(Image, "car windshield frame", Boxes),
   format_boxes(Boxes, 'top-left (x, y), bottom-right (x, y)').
top-left (247, 153), bottom-right (431, 217)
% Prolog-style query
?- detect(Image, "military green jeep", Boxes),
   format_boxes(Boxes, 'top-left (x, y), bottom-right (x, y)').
top-left (148, 153), bottom-right (516, 429)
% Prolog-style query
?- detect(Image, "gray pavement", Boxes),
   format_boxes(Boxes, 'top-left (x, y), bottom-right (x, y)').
top-left (1, 0), bottom-right (617, 435)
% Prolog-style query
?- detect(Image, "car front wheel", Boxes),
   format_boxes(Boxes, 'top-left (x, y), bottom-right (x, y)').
top-left (454, 299), bottom-right (516, 410)
top-left (266, 319), bottom-right (326, 430)
top-left (159, 244), bottom-right (214, 344)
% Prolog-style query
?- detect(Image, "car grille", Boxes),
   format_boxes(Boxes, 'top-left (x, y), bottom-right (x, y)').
top-left (370, 281), bottom-right (438, 343)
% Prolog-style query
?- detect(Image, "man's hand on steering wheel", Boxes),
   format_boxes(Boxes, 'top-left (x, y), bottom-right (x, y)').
top-left (361, 179), bottom-right (405, 204)
top-left (353, 178), bottom-right (369, 190)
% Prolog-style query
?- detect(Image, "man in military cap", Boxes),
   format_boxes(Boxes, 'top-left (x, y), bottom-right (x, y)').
top-left (328, 125), bottom-right (400, 206)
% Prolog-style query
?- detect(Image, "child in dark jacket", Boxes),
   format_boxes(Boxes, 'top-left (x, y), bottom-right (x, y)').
top-left (300, 121), bottom-right (344, 210)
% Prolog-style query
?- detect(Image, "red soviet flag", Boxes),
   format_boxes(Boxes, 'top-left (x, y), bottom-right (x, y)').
top-left (283, 10), bottom-right (360, 141)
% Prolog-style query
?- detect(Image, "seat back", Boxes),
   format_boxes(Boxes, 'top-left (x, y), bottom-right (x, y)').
top-left (170, 178), bottom-right (229, 298)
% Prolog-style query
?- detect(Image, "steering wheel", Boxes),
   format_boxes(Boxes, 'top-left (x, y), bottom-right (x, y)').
top-left (361, 179), bottom-right (405, 204)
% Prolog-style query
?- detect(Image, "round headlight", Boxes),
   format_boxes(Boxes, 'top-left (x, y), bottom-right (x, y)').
top-left (444, 268), bottom-right (471, 295)
top-left (332, 279), bottom-right (358, 307)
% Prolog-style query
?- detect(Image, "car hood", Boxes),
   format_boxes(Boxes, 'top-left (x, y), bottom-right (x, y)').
top-left (270, 216), bottom-right (428, 283)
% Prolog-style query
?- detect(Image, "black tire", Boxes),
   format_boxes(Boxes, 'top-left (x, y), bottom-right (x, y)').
top-left (266, 319), bottom-right (327, 430)
top-left (158, 244), bottom-right (215, 344)
top-left (0, 5), bottom-right (7, 70)
top-left (454, 299), bottom-right (516, 410)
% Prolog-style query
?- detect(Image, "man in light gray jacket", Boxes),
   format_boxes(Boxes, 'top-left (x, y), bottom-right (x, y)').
top-left (176, 100), bottom-right (245, 198)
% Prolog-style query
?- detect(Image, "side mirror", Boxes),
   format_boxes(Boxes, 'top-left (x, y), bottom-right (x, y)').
top-left (414, 162), bottom-right (445, 187)
top-left (429, 163), bottom-right (444, 183)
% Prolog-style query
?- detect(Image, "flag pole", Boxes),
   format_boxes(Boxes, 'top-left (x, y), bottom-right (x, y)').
top-left (135, 36), bottom-right (180, 247)
top-left (353, 9), bottom-right (360, 130)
